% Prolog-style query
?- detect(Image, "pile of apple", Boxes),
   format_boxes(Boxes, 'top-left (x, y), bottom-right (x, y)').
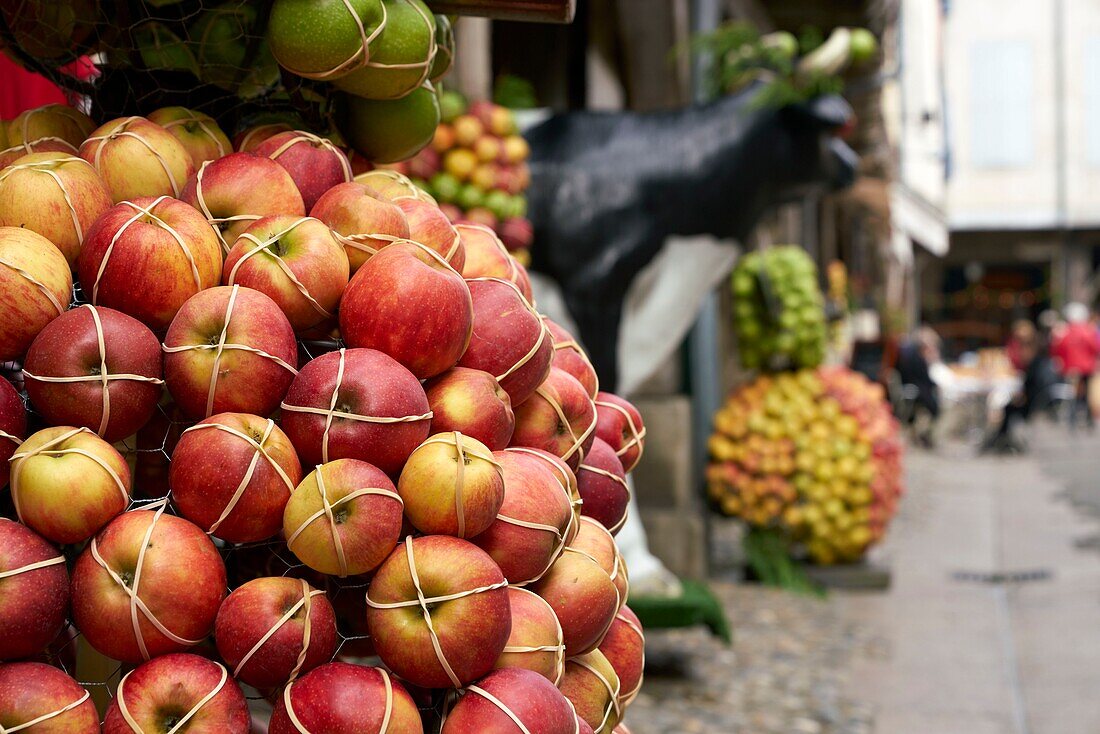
top-left (707, 367), bottom-right (903, 564)
top-left (0, 101), bottom-right (647, 734)
top-left (385, 93), bottom-right (534, 262)
top-left (731, 245), bottom-right (827, 370)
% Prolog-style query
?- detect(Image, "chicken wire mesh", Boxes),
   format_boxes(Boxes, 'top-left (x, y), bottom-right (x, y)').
top-left (0, 0), bottom-right (339, 135)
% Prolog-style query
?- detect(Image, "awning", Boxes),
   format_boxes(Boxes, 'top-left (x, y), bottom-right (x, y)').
top-left (891, 183), bottom-right (949, 256)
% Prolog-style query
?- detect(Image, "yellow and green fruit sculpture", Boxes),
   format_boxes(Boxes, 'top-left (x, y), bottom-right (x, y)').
top-left (731, 245), bottom-right (827, 370)
top-left (707, 367), bottom-right (904, 564)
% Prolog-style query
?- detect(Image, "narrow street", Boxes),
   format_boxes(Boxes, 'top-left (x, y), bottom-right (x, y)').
top-left (633, 426), bottom-right (1100, 733)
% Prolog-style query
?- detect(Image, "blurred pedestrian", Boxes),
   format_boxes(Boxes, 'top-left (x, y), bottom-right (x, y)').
top-left (1006, 319), bottom-right (1038, 371)
top-left (982, 329), bottom-right (1058, 453)
top-left (897, 325), bottom-right (942, 447)
top-left (1050, 302), bottom-right (1099, 431)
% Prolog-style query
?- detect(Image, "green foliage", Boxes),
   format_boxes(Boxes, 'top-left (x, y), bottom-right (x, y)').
top-left (687, 22), bottom-right (854, 106)
top-left (493, 74), bottom-right (539, 110)
top-left (743, 526), bottom-right (824, 596)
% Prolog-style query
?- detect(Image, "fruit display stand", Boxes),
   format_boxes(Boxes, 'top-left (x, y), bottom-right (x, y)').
top-left (708, 248), bottom-right (905, 589)
top-left (0, 3), bottom-right (646, 733)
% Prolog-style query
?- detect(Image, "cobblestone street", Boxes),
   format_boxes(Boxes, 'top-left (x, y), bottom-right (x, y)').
top-left (628, 428), bottom-right (1100, 733)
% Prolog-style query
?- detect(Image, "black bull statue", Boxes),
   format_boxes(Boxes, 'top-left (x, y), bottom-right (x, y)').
top-left (525, 87), bottom-right (859, 391)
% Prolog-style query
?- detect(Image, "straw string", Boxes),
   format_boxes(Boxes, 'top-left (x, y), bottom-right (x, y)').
top-left (279, 348), bottom-right (432, 463)
top-left (23, 305), bottom-right (164, 437)
top-left (364, 537), bottom-right (507, 688)
top-left (116, 659), bottom-right (228, 734)
top-left (0, 689), bottom-right (90, 734)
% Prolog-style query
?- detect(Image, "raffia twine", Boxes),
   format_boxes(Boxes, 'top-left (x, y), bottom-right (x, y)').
top-left (576, 460), bottom-right (630, 534)
top-left (89, 196), bottom-right (203, 307)
top-left (23, 305), bottom-right (164, 438)
top-left (226, 217), bottom-right (340, 321)
top-left (0, 136), bottom-right (79, 163)
top-left (264, 131), bottom-right (353, 184)
top-left (116, 658), bottom-right (229, 734)
top-left (529, 379), bottom-right (597, 466)
top-left (410, 431), bottom-right (503, 537)
top-left (158, 111), bottom-right (229, 160)
top-left (0, 154), bottom-right (95, 253)
top-left (285, 461), bottom-right (403, 578)
top-left (233, 578), bottom-right (324, 685)
top-left (278, 0), bottom-right (388, 80)
top-left (280, 348), bottom-right (433, 464)
top-left (501, 587), bottom-right (566, 685)
top-left (0, 689), bottom-right (90, 733)
top-left (0, 554), bottom-right (65, 581)
top-left (612, 610), bottom-right (645, 706)
top-left (179, 416), bottom-right (297, 536)
top-left (9, 426), bottom-right (129, 526)
top-left (465, 277), bottom-right (549, 386)
top-left (161, 283), bottom-right (298, 418)
top-left (0, 252), bottom-right (67, 316)
top-left (87, 500), bottom-right (205, 661)
top-left (190, 159), bottom-right (263, 254)
top-left (364, 536), bottom-right (508, 687)
top-left (567, 654), bottom-right (622, 733)
top-left (83, 117), bottom-right (187, 197)
top-left (594, 399), bottom-right (647, 470)
top-left (282, 666), bottom-right (395, 734)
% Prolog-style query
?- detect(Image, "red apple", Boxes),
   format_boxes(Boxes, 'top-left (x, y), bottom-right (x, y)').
top-left (505, 446), bottom-right (584, 540)
top-left (441, 667), bottom-right (577, 734)
top-left (8, 104), bottom-right (95, 148)
top-left (180, 151), bottom-right (306, 253)
top-left (148, 106), bottom-right (232, 167)
top-left (255, 130), bottom-right (353, 210)
top-left (470, 450), bottom-right (573, 585)
top-left (499, 216), bottom-right (534, 253)
top-left (425, 367), bottom-right (514, 450)
top-left (0, 376), bottom-right (27, 489)
top-left (270, 663), bottom-right (422, 734)
top-left (578, 717), bottom-right (597, 734)
top-left (395, 197), bottom-right (465, 270)
top-left (594, 393), bottom-right (646, 473)
top-left (366, 535), bottom-right (511, 688)
top-left (544, 317), bottom-right (599, 399)
top-left (0, 663), bottom-right (98, 733)
top-left (0, 137), bottom-right (78, 169)
top-left (531, 527), bottom-right (621, 656)
top-left (23, 304), bottom-right (163, 442)
top-left (340, 240), bottom-right (473, 379)
top-left (494, 586), bottom-right (565, 684)
top-left (78, 195), bottom-right (223, 332)
top-left (576, 438), bottom-right (629, 535)
top-left (280, 348), bottom-right (431, 474)
top-left (614, 725), bottom-right (633, 734)
top-left (0, 152), bottom-right (112, 266)
top-left (459, 278), bottom-right (552, 407)
top-left (235, 122), bottom-right (294, 153)
top-left (283, 459), bottom-right (404, 577)
top-left (224, 215), bottom-right (349, 332)
top-left (79, 116), bottom-right (195, 203)
top-left (10, 426), bottom-right (130, 544)
top-left (163, 285), bottom-right (298, 420)
top-left (573, 517), bottom-right (629, 609)
top-left (457, 223), bottom-right (532, 301)
top-left (215, 577), bottom-right (338, 690)
top-left (71, 507), bottom-right (226, 663)
top-left (354, 168), bottom-right (427, 201)
top-left (398, 432), bottom-right (505, 538)
top-left (599, 606), bottom-right (644, 709)
top-left (0, 519), bottom-right (68, 661)
top-left (170, 412), bottom-right (302, 543)
top-left (103, 654), bottom-right (250, 734)
top-left (0, 226), bottom-right (71, 361)
top-left (511, 367), bottom-right (597, 470)
top-left (310, 181), bottom-right (410, 272)
top-left (559, 649), bottom-right (621, 733)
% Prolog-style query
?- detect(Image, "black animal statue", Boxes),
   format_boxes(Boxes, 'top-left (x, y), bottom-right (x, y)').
top-left (525, 84), bottom-right (859, 390)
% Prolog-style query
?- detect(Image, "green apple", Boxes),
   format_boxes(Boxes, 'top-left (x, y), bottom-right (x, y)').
top-left (338, 82), bottom-right (440, 163)
top-left (269, 0), bottom-right (385, 80)
top-left (332, 0), bottom-right (436, 100)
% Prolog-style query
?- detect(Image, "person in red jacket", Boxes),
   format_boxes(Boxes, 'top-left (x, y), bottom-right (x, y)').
top-left (1051, 302), bottom-right (1100, 430)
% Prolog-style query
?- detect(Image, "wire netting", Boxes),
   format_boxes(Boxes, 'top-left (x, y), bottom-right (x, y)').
top-left (0, 0), bottom-right (334, 135)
